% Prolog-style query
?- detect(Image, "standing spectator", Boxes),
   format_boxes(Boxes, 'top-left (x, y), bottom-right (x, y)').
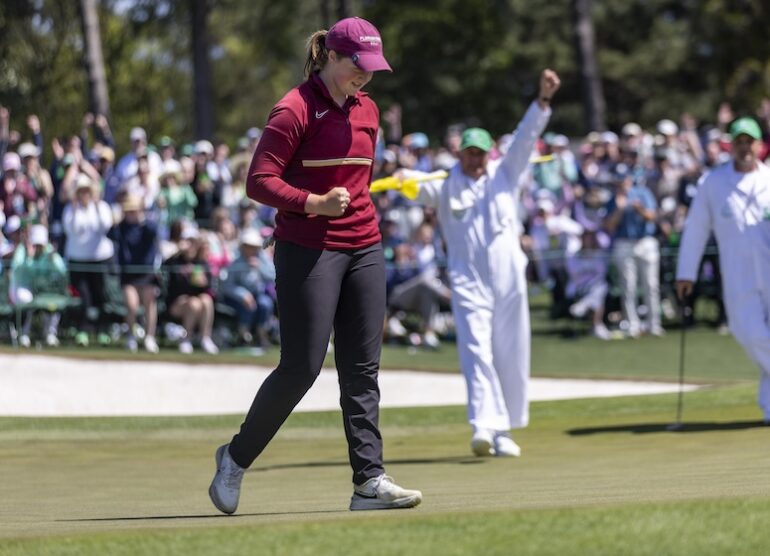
top-left (205, 207), bottom-right (236, 280)
top-left (114, 127), bottom-right (163, 187)
top-left (19, 143), bottom-right (53, 225)
top-left (112, 194), bottom-right (160, 353)
top-left (162, 226), bottom-right (219, 355)
top-left (192, 140), bottom-right (219, 225)
top-left (220, 228), bottom-right (276, 347)
top-left (1, 152), bottom-right (37, 221)
top-left (62, 174), bottom-right (114, 346)
top-left (158, 159), bottom-right (198, 231)
top-left (9, 224), bottom-right (67, 347)
top-left (603, 169), bottom-right (663, 338)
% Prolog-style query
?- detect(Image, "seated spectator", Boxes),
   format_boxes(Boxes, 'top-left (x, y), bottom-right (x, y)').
top-left (112, 194), bottom-right (160, 353)
top-left (220, 228), bottom-right (276, 347)
top-left (566, 230), bottom-right (611, 340)
top-left (1, 215), bottom-right (22, 265)
top-left (162, 225), bottom-right (218, 354)
top-left (386, 242), bottom-right (450, 349)
top-left (10, 224), bottom-right (68, 347)
top-left (62, 174), bottom-right (114, 347)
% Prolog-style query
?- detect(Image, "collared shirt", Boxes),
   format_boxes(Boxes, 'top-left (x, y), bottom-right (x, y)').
top-left (246, 72), bottom-right (380, 250)
top-left (606, 186), bottom-right (657, 240)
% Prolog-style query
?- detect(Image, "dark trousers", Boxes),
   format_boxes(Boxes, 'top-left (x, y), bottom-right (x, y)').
top-left (228, 240), bottom-right (386, 485)
top-left (70, 260), bottom-right (110, 334)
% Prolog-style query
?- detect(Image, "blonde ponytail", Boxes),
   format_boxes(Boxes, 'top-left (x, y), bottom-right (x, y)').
top-left (304, 30), bottom-right (329, 77)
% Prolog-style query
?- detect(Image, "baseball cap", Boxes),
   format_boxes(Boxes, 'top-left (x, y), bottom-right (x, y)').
top-left (729, 117), bottom-right (762, 141)
top-left (158, 135), bottom-right (175, 148)
top-left (4, 215), bottom-right (21, 235)
top-left (29, 224), bottom-right (49, 246)
top-left (325, 17), bottom-right (392, 72)
top-left (460, 128), bottom-right (494, 152)
top-left (240, 228), bottom-right (262, 248)
top-left (408, 132), bottom-right (429, 149)
top-left (130, 127), bottom-right (147, 142)
top-left (3, 152), bottom-right (21, 172)
top-left (195, 140), bottom-right (214, 156)
top-left (656, 119), bottom-right (678, 136)
top-left (622, 122), bottom-right (642, 137)
top-left (18, 142), bottom-right (41, 159)
top-left (246, 127), bottom-right (262, 140)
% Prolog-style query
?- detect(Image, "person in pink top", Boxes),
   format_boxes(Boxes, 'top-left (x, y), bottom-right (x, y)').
top-left (208, 17), bottom-right (421, 515)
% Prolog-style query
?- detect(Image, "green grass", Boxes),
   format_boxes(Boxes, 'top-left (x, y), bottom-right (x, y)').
top-left (1, 385), bottom-right (768, 555)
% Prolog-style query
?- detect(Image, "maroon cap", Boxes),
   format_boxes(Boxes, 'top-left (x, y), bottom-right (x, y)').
top-left (326, 17), bottom-right (392, 72)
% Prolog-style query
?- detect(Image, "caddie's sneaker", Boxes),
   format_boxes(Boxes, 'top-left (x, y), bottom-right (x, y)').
top-left (470, 428), bottom-right (495, 457)
top-left (350, 474), bottom-right (422, 511)
top-left (493, 433), bottom-right (522, 457)
top-left (208, 444), bottom-right (245, 515)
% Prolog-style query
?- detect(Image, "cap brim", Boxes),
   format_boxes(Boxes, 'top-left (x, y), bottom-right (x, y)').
top-left (353, 52), bottom-right (392, 72)
top-left (461, 142), bottom-right (492, 153)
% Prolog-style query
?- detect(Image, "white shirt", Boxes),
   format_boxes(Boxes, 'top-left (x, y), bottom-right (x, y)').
top-left (62, 200), bottom-right (115, 261)
top-left (677, 161), bottom-right (770, 297)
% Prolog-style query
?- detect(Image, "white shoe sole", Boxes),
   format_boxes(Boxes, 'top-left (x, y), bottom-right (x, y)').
top-left (209, 445), bottom-right (236, 515)
top-left (349, 492), bottom-right (422, 511)
top-left (471, 437), bottom-right (494, 457)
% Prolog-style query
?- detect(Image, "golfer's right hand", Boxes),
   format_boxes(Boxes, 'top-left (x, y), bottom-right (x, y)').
top-left (305, 187), bottom-right (350, 217)
top-left (675, 280), bottom-right (694, 301)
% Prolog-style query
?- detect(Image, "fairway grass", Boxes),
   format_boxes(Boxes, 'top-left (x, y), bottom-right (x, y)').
top-left (1, 385), bottom-right (768, 555)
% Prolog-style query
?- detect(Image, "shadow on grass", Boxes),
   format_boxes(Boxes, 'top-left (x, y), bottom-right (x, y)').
top-left (57, 509), bottom-right (347, 523)
top-left (250, 456), bottom-right (487, 473)
top-left (567, 420), bottom-right (768, 436)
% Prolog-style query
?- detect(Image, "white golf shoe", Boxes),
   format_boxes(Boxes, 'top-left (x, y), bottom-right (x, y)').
top-left (208, 444), bottom-right (245, 515)
top-left (349, 474), bottom-right (422, 510)
top-left (470, 429), bottom-right (495, 457)
top-left (493, 433), bottom-right (522, 457)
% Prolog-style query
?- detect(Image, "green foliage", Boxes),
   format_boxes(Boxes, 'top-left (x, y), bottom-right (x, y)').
top-left (0, 0), bottom-right (769, 153)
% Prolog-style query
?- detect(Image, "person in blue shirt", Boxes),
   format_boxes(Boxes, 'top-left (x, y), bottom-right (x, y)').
top-left (603, 167), bottom-right (664, 338)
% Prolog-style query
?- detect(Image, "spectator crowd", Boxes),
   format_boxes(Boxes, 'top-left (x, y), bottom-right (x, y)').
top-left (1, 99), bottom-right (769, 351)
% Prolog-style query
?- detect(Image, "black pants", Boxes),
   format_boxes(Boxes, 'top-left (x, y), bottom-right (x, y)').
top-left (229, 240), bottom-right (386, 485)
top-left (70, 260), bottom-right (110, 334)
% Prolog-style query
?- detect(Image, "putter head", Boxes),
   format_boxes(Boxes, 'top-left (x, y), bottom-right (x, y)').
top-left (666, 422), bottom-right (684, 432)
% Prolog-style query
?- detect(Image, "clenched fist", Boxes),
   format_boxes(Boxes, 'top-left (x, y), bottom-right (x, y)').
top-left (538, 69), bottom-right (561, 107)
top-left (305, 186), bottom-right (351, 217)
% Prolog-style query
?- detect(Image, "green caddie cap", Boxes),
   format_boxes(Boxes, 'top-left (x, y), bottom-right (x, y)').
top-left (729, 117), bottom-right (762, 141)
top-left (460, 127), bottom-right (494, 152)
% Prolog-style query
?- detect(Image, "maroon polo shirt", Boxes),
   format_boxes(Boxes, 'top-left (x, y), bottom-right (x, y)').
top-left (246, 72), bottom-right (381, 250)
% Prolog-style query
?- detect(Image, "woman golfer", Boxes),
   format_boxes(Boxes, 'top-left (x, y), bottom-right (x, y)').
top-left (209, 17), bottom-right (422, 513)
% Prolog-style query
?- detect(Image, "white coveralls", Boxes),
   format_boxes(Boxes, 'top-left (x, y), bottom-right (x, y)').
top-left (676, 161), bottom-right (770, 420)
top-left (413, 102), bottom-right (551, 431)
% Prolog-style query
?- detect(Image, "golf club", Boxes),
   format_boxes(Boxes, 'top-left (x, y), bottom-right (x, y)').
top-left (667, 302), bottom-right (692, 431)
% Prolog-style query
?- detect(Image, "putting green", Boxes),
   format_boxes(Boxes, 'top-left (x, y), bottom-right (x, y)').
top-left (1, 384), bottom-right (768, 555)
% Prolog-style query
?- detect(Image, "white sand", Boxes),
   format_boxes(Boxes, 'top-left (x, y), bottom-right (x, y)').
top-left (0, 353), bottom-right (699, 417)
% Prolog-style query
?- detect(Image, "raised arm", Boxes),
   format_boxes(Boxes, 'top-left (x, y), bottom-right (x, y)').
top-left (498, 69), bottom-right (561, 186)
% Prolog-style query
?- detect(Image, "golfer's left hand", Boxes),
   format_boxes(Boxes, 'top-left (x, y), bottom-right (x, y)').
top-left (539, 69), bottom-right (561, 101)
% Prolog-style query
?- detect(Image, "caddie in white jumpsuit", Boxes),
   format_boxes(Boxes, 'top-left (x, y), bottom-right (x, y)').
top-left (403, 70), bottom-right (561, 455)
top-left (676, 117), bottom-right (770, 424)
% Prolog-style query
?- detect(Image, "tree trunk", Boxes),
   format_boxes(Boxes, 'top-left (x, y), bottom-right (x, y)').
top-left (572, 0), bottom-right (606, 132)
top-left (78, 0), bottom-right (110, 119)
top-left (320, 0), bottom-right (331, 28)
top-left (336, 0), bottom-right (350, 21)
top-left (191, 0), bottom-right (215, 140)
